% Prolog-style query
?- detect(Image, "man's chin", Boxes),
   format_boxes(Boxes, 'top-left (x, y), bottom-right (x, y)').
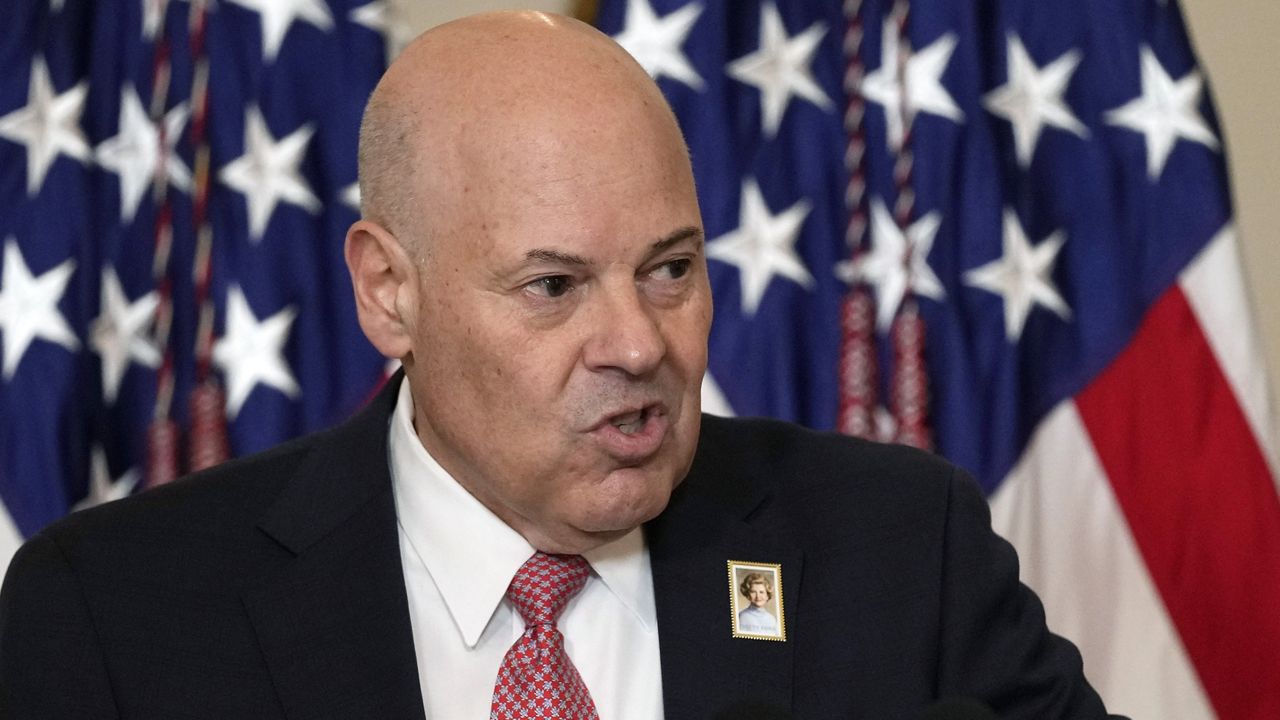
top-left (593, 468), bottom-right (678, 520)
top-left (538, 495), bottom-right (670, 554)
top-left (525, 524), bottom-right (631, 556)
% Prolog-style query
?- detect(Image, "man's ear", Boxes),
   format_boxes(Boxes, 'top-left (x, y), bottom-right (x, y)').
top-left (345, 219), bottom-right (415, 360)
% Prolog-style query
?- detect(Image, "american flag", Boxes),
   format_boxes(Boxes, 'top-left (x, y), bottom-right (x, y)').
top-left (0, 1), bottom-right (388, 564)
top-left (597, 0), bottom-right (1280, 717)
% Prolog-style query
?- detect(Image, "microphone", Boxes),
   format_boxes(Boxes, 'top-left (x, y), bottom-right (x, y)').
top-left (920, 698), bottom-right (998, 720)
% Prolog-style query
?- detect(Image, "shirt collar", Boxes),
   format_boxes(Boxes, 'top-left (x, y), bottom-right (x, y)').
top-left (387, 378), bottom-right (656, 647)
top-left (583, 525), bottom-right (657, 633)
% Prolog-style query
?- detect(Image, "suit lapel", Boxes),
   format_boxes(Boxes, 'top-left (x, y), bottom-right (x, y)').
top-left (243, 375), bottom-right (426, 720)
top-left (648, 449), bottom-right (802, 719)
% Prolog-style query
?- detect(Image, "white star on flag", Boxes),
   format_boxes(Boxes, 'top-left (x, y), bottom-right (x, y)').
top-left (964, 209), bottom-right (1071, 342)
top-left (855, 198), bottom-right (945, 331)
top-left (349, 1), bottom-right (388, 33)
top-left (349, 1), bottom-right (409, 54)
top-left (96, 87), bottom-right (191, 223)
top-left (727, 1), bottom-right (830, 137)
top-left (983, 35), bottom-right (1088, 168)
top-left (707, 178), bottom-right (813, 317)
top-left (861, 17), bottom-right (964, 151)
top-left (219, 107), bottom-right (321, 242)
top-left (341, 182), bottom-right (361, 213)
top-left (0, 56), bottom-right (90, 197)
top-left (90, 267), bottom-right (161, 403)
top-left (73, 446), bottom-right (139, 512)
top-left (0, 239), bottom-right (78, 380)
top-left (224, 0), bottom-right (334, 63)
top-left (213, 286), bottom-right (300, 419)
top-left (1105, 46), bottom-right (1219, 180)
top-left (614, 0), bottom-right (705, 91)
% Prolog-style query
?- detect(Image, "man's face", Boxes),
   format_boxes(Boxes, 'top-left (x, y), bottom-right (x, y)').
top-left (748, 583), bottom-right (769, 607)
top-left (400, 112), bottom-right (711, 553)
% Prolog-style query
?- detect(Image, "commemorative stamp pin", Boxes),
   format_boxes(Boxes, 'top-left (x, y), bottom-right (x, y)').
top-left (727, 560), bottom-right (785, 641)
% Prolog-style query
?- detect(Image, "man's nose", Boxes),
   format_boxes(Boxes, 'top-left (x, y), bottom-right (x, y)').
top-left (582, 282), bottom-right (667, 377)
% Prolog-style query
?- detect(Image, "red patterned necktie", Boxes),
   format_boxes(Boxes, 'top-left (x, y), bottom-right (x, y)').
top-left (490, 552), bottom-right (600, 720)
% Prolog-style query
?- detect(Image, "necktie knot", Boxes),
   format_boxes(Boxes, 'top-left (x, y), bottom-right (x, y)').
top-left (506, 552), bottom-right (591, 627)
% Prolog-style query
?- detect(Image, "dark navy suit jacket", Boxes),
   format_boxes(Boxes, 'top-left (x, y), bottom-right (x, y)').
top-left (0, 374), bottom-right (1123, 719)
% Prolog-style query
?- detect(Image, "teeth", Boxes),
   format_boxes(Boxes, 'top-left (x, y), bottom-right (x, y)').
top-left (616, 421), bottom-right (642, 435)
top-left (612, 410), bottom-right (645, 434)
top-left (613, 410), bottom-right (643, 425)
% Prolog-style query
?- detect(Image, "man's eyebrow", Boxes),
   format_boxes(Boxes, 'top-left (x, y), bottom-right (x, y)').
top-left (651, 226), bottom-right (704, 253)
top-left (521, 227), bottom-right (703, 267)
top-left (524, 248), bottom-right (589, 266)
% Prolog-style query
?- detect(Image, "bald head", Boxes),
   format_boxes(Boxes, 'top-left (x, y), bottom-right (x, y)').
top-left (357, 10), bottom-right (688, 247)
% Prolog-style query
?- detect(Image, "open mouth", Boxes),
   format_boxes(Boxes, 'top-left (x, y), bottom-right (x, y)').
top-left (610, 407), bottom-right (650, 435)
top-left (592, 404), bottom-right (669, 462)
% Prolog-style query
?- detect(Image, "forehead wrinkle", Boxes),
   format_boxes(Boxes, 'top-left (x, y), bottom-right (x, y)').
top-left (523, 170), bottom-right (595, 208)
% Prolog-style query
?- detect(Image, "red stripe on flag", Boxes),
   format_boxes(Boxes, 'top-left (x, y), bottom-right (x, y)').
top-left (1076, 286), bottom-right (1280, 720)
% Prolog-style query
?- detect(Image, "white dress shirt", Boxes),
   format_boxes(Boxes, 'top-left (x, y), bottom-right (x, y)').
top-left (388, 379), bottom-right (665, 719)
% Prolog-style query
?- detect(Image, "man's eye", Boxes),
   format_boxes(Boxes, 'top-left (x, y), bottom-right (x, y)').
top-left (528, 275), bottom-right (574, 298)
top-left (652, 258), bottom-right (691, 281)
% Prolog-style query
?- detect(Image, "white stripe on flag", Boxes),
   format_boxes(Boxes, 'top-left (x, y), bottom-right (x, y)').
top-left (989, 400), bottom-right (1215, 720)
top-left (1179, 224), bottom-right (1280, 482)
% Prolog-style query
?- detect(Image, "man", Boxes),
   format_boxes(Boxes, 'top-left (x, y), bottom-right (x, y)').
top-left (0, 11), bottom-right (1124, 719)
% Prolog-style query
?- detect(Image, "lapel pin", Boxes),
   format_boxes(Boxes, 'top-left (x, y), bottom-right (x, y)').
top-left (727, 560), bottom-right (786, 641)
